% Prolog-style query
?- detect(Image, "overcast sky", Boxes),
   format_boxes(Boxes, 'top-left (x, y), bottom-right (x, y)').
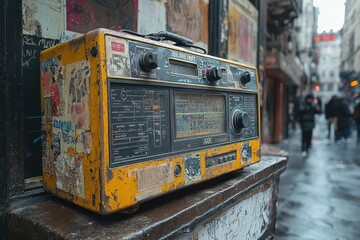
top-left (313, 0), bottom-right (346, 33)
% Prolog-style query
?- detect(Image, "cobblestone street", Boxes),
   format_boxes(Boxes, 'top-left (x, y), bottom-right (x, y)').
top-left (275, 116), bottom-right (360, 240)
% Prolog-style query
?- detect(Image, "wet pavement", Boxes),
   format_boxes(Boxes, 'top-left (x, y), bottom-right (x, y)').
top-left (274, 116), bottom-right (360, 240)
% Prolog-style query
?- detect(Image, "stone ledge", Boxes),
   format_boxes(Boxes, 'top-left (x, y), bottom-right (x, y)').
top-left (261, 143), bottom-right (289, 157)
top-left (7, 156), bottom-right (287, 240)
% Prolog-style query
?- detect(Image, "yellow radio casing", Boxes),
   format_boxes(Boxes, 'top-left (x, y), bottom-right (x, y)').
top-left (40, 28), bottom-right (261, 214)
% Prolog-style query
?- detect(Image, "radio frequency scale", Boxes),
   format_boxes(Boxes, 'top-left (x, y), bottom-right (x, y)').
top-left (40, 28), bottom-right (261, 214)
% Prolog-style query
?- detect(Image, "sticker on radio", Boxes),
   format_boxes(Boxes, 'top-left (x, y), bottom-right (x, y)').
top-left (241, 141), bottom-right (252, 162)
top-left (105, 35), bottom-right (130, 77)
top-left (184, 153), bottom-right (201, 185)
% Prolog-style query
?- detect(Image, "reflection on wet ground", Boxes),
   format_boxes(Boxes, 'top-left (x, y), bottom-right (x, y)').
top-left (274, 116), bottom-right (360, 240)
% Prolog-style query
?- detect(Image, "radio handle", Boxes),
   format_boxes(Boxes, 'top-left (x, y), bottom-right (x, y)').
top-left (120, 29), bottom-right (206, 54)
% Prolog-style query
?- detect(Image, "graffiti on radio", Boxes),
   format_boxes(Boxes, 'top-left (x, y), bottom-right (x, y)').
top-left (53, 119), bottom-right (74, 133)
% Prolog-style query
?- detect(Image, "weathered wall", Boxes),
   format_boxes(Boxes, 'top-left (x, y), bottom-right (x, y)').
top-left (66, 0), bottom-right (138, 33)
top-left (22, 0), bottom-right (64, 178)
top-left (1, 0), bottom-right (23, 239)
top-left (228, 0), bottom-right (258, 66)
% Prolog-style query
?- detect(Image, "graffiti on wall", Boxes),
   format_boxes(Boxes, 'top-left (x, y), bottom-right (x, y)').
top-left (228, 0), bottom-right (258, 66)
top-left (40, 58), bottom-right (91, 198)
top-left (23, 35), bottom-right (60, 178)
top-left (66, 0), bottom-right (138, 33)
top-left (166, 0), bottom-right (209, 48)
top-left (178, 180), bottom-right (275, 240)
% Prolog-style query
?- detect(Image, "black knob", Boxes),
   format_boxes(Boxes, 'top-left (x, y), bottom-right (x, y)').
top-left (206, 67), bottom-right (222, 82)
top-left (139, 52), bottom-right (158, 72)
top-left (232, 110), bottom-right (250, 133)
top-left (240, 71), bottom-right (251, 85)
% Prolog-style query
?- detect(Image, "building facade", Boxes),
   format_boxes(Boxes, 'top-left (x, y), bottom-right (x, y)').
top-left (263, 0), bottom-right (304, 143)
top-left (340, 0), bottom-right (360, 99)
top-left (315, 32), bottom-right (341, 106)
top-left (295, 0), bottom-right (319, 94)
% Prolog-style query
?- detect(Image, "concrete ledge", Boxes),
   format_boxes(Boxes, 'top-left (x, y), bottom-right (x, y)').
top-left (7, 155), bottom-right (287, 240)
top-left (261, 144), bottom-right (289, 157)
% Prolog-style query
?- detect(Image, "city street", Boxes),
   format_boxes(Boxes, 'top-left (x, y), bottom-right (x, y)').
top-left (275, 116), bottom-right (360, 240)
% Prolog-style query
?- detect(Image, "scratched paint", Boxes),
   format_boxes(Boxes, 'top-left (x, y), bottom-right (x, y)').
top-left (135, 162), bottom-right (174, 201)
top-left (228, 0), bottom-right (258, 66)
top-left (179, 180), bottom-right (275, 240)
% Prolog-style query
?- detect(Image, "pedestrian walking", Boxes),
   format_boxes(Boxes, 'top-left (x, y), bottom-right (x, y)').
top-left (354, 100), bottom-right (360, 144)
top-left (333, 97), bottom-right (353, 142)
top-left (324, 95), bottom-right (338, 139)
top-left (298, 94), bottom-right (320, 157)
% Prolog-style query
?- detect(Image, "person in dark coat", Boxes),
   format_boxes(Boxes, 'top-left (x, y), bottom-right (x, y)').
top-left (298, 94), bottom-right (320, 156)
top-left (324, 95), bottom-right (338, 139)
top-left (333, 97), bottom-right (353, 142)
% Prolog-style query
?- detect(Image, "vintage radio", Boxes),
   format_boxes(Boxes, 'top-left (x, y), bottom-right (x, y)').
top-left (40, 28), bottom-right (261, 214)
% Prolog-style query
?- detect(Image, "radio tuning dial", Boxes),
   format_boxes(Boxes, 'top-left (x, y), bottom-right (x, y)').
top-left (240, 71), bottom-right (251, 85)
top-left (206, 67), bottom-right (222, 82)
top-left (232, 109), bottom-right (250, 133)
top-left (139, 52), bottom-right (158, 72)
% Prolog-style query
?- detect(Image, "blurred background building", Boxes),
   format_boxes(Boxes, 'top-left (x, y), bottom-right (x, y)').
top-left (340, 0), bottom-right (360, 101)
top-left (296, 0), bottom-right (319, 95)
top-left (315, 31), bottom-right (341, 108)
top-left (263, 0), bottom-right (304, 143)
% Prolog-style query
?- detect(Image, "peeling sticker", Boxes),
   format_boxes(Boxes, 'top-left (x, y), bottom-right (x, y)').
top-left (41, 59), bottom-right (91, 198)
top-left (55, 153), bottom-right (85, 198)
top-left (105, 35), bottom-right (130, 77)
top-left (52, 117), bottom-right (76, 151)
top-left (76, 130), bottom-right (92, 154)
top-left (41, 129), bottom-right (53, 173)
top-left (241, 141), bottom-right (252, 162)
top-left (184, 153), bottom-right (201, 185)
top-left (66, 60), bottom-right (91, 130)
top-left (136, 162), bottom-right (173, 193)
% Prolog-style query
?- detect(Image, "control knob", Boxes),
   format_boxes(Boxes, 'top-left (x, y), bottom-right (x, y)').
top-left (240, 71), bottom-right (251, 85)
top-left (206, 67), bottom-right (222, 82)
top-left (232, 109), bottom-right (250, 133)
top-left (139, 52), bottom-right (158, 72)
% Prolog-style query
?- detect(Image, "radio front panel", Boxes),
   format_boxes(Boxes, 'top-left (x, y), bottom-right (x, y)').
top-left (109, 82), bottom-right (259, 166)
top-left (41, 29), bottom-right (261, 214)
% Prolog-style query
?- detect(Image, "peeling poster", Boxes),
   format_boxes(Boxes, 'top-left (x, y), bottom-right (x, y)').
top-left (55, 153), bottom-right (85, 198)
